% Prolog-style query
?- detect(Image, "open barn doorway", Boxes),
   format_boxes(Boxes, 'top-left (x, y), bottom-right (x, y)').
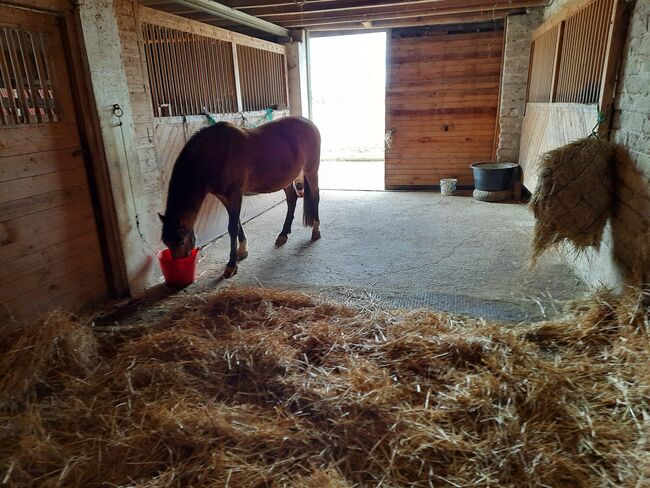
top-left (310, 32), bottom-right (386, 190)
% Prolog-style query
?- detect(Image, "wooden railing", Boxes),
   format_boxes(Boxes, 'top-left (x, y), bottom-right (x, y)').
top-left (138, 7), bottom-right (288, 117)
top-left (526, 0), bottom-right (621, 109)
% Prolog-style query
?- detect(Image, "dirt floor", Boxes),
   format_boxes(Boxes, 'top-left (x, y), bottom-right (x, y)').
top-left (105, 189), bottom-right (585, 325)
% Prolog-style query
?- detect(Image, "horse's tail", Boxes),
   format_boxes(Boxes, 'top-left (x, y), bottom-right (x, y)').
top-left (303, 178), bottom-right (318, 227)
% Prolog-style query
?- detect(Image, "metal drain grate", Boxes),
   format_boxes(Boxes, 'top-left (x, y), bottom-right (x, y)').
top-left (280, 285), bottom-right (563, 323)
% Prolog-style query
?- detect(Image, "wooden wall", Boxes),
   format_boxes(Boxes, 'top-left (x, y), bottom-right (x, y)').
top-left (519, 103), bottom-right (598, 191)
top-left (385, 27), bottom-right (504, 189)
top-left (1, 4), bottom-right (107, 321)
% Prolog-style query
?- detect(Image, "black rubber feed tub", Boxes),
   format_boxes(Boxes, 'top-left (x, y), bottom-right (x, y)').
top-left (470, 162), bottom-right (519, 192)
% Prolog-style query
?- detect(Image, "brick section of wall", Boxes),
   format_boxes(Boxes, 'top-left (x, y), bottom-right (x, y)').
top-left (496, 10), bottom-right (543, 162)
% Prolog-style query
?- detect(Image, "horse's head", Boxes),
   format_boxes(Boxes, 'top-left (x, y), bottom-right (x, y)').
top-left (159, 213), bottom-right (196, 259)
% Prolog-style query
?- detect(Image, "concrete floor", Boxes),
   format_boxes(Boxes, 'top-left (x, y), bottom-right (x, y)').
top-left (184, 190), bottom-right (585, 321)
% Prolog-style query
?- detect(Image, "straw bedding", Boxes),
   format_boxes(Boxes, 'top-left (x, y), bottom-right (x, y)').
top-left (1, 287), bottom-right (648, 487)
top-left (530, 137), bottom-right (616, 264)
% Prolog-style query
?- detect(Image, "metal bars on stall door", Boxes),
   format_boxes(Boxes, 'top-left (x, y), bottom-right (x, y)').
top-left (526, 0), bottom-right (615, 105)
top-left (0, 26), bottom-right (58, 125)
top-left (141, 22), bottom-right (287, 117)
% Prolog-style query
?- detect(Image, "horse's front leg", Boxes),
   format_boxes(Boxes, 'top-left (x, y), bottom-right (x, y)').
top-left (275, 184), bottom-right (298, 246)
top-left (237, 220), bottom-right (248, 260)
top-left (223, 192), bottom-right (243, 278)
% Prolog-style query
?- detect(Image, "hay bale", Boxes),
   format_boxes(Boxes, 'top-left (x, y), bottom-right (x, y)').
top-left (530, 137), bottom-right (616, 264)
top-left (0, 286), bottom-right (648, 487)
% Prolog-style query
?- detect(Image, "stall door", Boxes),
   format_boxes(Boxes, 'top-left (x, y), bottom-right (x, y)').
top-left (0, 5), bottom-right (107, 320)
top-left (385, 28), bottom-right (503, 189)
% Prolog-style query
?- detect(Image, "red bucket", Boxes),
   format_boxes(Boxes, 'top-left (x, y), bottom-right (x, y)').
top-left (157, 248), bottom-right (199, 287)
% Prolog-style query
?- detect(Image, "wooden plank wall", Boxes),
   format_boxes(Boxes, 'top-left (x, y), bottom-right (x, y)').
top-left (385, 28), bottom-right (504, 189)
top-left (0, 5), bottom-right (107, 320)
top-left (519, 103), bottom-right (599, 191)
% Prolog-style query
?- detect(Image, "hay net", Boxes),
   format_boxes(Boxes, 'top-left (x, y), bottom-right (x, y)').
top-left (1, 286), bottom-right (649, 487)
top-left (529, 137), bottom-right (616, 264)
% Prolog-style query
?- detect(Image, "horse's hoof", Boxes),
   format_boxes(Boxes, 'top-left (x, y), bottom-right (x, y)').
top-left (237, 249), bottom-right (248, 261)
top-left (275, 235), bottom-right (288, 246)
top-left (311, 230), bottom-right (321, 241)
top-left (223, 265), bottom-right (238, 279)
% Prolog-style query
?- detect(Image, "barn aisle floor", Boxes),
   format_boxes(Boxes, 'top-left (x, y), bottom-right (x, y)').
top-left (179, 190), bottom-right (586, 322)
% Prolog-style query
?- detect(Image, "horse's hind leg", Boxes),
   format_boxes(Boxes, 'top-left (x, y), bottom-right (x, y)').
top-left (223, 192), bottom-right (243, 278)
top-left (275, 184), bottom-right (298, 246)
top-left (303, 172), bottom-right (321, 241)
top-left (237, 221), bottom-right (248, 260)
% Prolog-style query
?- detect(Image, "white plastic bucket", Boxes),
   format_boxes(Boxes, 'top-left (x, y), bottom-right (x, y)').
top-left (440, 178), bottom-right (458, 196)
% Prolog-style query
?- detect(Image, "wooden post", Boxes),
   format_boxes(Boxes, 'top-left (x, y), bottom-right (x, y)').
top-left (549, 20), bottom-right (565, 102)
top-left (231, 42), bottom-right (243, 112)
top-left (598, 0), bottom-right (627, 135)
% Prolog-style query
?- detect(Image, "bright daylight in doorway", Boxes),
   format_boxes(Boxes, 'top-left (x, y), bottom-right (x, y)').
top-left (310, 32), bottom-right (386, 190)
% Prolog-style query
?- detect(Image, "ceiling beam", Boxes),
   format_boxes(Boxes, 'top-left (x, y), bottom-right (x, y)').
top-left (140, 0), bottom-right (289, 36)
top-left (269, 2), bottom-right (540, 27)
top-left (238, 0), bottom-right (518, 16)
top-left (305, 9), bottom-right (518, 30)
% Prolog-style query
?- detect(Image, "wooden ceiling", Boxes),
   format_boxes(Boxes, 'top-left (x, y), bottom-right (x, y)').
top-left (140, 0), bottom-right (546, 40)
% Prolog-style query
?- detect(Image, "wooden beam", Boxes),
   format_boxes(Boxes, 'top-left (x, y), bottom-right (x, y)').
top-left (306, 10), bottom-right (515, 30)
top-left (532, 0), bottom-right (595, 39)
top-left (242, 0), bottom-right (543, 17)
top-left (145, 0), bottom-right (289, 37)
top-left (139, 6), bottom-right (286, 52)
top-left (273, 3), bottom-right (536, 28)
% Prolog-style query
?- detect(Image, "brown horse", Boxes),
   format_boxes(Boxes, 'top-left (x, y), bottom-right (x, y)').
top-left (159, 116), bottom-right (321, 278)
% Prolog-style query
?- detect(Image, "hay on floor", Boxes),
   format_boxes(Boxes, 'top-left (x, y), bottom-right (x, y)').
top-left (530, 137), bottom-right (616, 264)
top-left (0, 287), bottom-right (648, 487)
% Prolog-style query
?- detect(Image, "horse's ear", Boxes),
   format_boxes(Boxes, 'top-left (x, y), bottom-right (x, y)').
top-left (158, 212), bottom-right (166, 224)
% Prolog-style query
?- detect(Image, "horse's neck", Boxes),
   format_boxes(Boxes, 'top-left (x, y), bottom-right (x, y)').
top-left (165, 167), bottom-right (206, 229)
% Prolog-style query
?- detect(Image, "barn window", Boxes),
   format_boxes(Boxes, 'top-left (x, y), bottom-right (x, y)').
top-left (0, 27), bottom-right (59, 125)
top-left (526, 0), bottom-right (616, 105)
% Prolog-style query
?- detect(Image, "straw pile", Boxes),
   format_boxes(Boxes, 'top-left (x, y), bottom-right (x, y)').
top-left (1, 287), bottom-right (648, 487)
top-left (530, 137), bottom-right (616, 264)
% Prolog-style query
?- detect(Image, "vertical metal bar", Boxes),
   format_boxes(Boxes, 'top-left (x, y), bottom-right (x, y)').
top-left (153, 25), bottom-right (168, 115)
top-left (179, 31), bottom-right (193, 115)
top-left (0, 62), bottom-right (6, 126)
top-left (5, 28), bottom-right (29, 123)
top-left (0, 29), bottom-right (19, 124)
top-left (168, 28), bottom-right (185, 115)
top-left (28, 31), bottom-right (51, 121)
top-left (18, 31), bottom-right (41, 123)
top-left (142, 25), bottom-right (158, 116)
top-left (158, 26), bottom-right (173, 115)
top-left (213, 41), bottom-right (224, 113)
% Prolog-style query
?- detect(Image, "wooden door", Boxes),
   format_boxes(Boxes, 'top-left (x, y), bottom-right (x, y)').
top-left (0, 5), bottom-right (107, 320)
top-left (385, 28), bottom-right (504, 189)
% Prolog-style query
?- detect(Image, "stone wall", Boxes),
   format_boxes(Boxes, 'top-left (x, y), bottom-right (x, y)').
top-left (576, 0), bottom-right (650, 288)
top-left (496, 9), bottom-right (543, 162)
